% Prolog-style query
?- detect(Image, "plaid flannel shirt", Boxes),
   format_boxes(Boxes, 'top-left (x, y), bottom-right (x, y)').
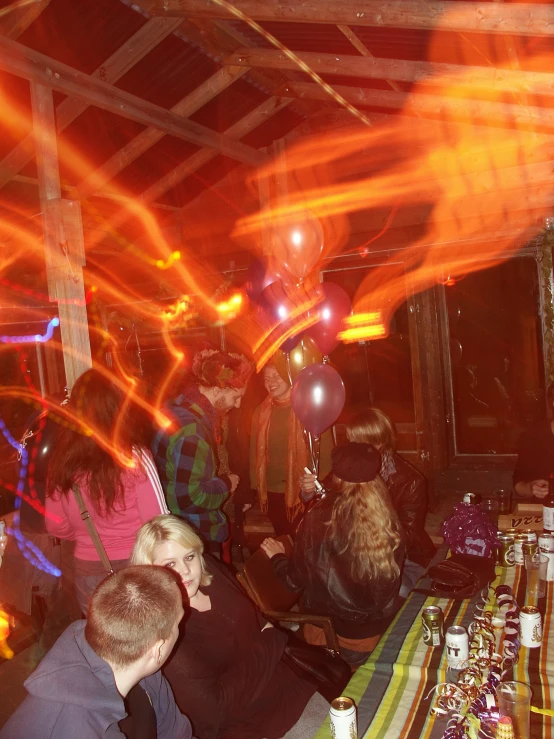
top-left (152, 396), bottom-right (230, 542)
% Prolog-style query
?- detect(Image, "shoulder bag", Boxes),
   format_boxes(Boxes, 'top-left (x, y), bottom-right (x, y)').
top-left (281, 633), bottom-right (351, 703)
top-left (71, 485), bottom-right (114, 575)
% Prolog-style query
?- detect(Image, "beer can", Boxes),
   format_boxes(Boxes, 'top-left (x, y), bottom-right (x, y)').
top-left (462, 492), bottom-right (481, 505)
top-left (445, 626), bottom-right (469, 669)
top-left (520, 606), bottom-right (542, 648)
top-left (329, 697), bottom-right (357, 739)
top-left (422, 606), bottom-right (444, 646)
top-left (504, 527), bottom-right (520, 538)
top-left (520, 529), bottom-right (538, 543)
top-left (522, 541), bottom-right (538, 562)
top-left (538, 533), bottom-right (554, 553)
top-left (514, 534), bottom-right (527, 565)
top-left (497, 534), bottom-right (515, 567)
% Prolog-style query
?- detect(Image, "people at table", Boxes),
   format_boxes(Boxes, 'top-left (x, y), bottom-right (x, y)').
top-left (0, 565), bottom-right (192, 739)
top-left (152, 349), bottom-right (252, 557)
top-left (131, 514), bottom-right (318, 739)
top-left (513, 382), bottom-right (554, 499)
top-left (250, 361), bottom-right (332, 536)
top-left (262, 442), bottom-right (405, 667)
top-left (45, 368), bottom-right (168, 614)
top-left (302, 406), bottom-right (434, 597)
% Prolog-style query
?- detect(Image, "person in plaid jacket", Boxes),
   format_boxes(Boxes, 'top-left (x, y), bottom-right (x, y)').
top-left (153, 350), bottom-right (252, 553)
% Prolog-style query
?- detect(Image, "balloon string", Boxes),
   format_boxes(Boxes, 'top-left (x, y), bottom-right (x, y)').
top-left (312, 435), bottom-right (321, 477)
top-left (285, 352), bottom-right (293, 386)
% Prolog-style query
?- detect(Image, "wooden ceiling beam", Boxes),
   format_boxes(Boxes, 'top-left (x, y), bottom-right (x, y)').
top-left (225, 48), bottom-right (554, 100)
top-left (76, 65), bottom-right (248, 199)
top-left (0, 35), bottom-right (266, 169)
top-left (279, 81), bottom-right (554, 132)
top-left (0, 0), bottom-right (51, 39)
top-left (0, 17), bottom-right (183, 190)
top-left (144, 0), bottom-right (554, 38)
top-left (86, 95), bottom-right (292, 250)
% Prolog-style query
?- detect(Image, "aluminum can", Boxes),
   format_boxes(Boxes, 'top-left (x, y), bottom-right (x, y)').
top-left (520, 606), bottom-right (542, 648)
top-left (329, 697), bottom-right (357, 739)
top-left (514, 534), bottom-right (527, 565)
top-left (463, 492), bottom-right (481, 505)
top-left (520, 529), bottom-right (538, 543)
top-left (445, 626), bottom-right (469, 669)
top-left (522, 541), bottom-right (539, 562)
top-left (504, 527), bottom-right (520, 538)
top-left (538, 533), bottom-right (554, 553)
top-left (422, 606), bottom-right (444, 646)
top-left (496, 534), bottom-right (515, 567)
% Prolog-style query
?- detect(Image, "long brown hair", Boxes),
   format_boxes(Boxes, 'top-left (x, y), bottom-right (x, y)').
top-left (47, 369), bottom-right (143, 516)
top-left (327, 474), bottom-right (402, 582)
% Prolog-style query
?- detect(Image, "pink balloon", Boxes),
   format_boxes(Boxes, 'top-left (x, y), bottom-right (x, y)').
top-left (306, 282), bottom-right (352, 356)
top-left (291, 364), bottom-right (345, 436)
top-left (270, 212), bottom-right (324, 281)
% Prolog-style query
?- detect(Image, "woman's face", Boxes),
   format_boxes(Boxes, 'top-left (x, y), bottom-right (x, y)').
top-left (153, 540), bottom-right (203, 604)
top-left (263, 366), bottom-right (290, 400)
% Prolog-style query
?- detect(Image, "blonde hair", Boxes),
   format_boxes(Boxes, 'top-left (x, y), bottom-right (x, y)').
top-left (131, 515), bottom-right (213, 587)
top-left (327, 475), bottom-right (402, 583)
top-left (85, 565), bottom-right (181, 668)
top-left (346, 407), bottom-right (395, 451)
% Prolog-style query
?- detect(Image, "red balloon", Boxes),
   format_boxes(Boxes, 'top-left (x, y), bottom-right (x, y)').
top-left (270, 212), bottom-right (324, 281)
top-left (306, 282), bottom-right (352, 356)
top-left (291, 364), bottom-right (345, 436)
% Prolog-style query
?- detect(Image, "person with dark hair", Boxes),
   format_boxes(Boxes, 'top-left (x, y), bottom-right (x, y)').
top-left (513, 382), bottom-right (554, 499)
top-left (46, 368), bottom-right (168, 614)
top-left (0, 566), bottom-right (191, 739)
top-left (250, 362), bottom-right (332, 536)
top-left (152, 349), bottom-right (253, 556)
top-left (262, 442), bottom-right (405, 667)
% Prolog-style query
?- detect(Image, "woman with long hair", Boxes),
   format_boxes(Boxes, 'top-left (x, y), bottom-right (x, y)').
top-left (131, 514), bottom-right (320, 739)
top-left (262, 442), bottom-right (405, 667)
top-left (46, 368), bottom-right (167, 614)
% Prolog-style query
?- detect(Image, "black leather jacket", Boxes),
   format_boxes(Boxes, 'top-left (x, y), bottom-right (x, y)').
top-left (271, 492), bottom-right (405, 638)
top-left (379, 450), bottom-right (435, 568)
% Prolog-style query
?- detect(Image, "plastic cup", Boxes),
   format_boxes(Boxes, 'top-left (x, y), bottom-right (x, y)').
top-left (497, 681), bottom-right (532, 739)
top-left (525, 553), bottom-right (548, 600)
top-left (480, 499), bottom-right (500, 529)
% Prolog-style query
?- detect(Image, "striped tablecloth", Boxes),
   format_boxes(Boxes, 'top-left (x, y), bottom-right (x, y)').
top-left (314, 561), bottom-right (553, 739)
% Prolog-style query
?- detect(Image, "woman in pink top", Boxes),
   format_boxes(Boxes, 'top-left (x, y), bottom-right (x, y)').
top-left (46, 369), bottom-right (168, 614)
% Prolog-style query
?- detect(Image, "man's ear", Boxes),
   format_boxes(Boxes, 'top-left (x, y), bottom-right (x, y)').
top-left (149, 638), bottom-right (165, 666)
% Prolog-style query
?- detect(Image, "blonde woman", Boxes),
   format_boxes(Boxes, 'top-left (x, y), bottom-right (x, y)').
top-left (131, 515), bottom-right (318, 739)
top-left (262, 442), bottom-right (405, 667)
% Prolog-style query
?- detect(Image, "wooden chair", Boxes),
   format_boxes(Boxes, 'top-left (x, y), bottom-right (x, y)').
top-left (236, 535), bottom-right (340, 652)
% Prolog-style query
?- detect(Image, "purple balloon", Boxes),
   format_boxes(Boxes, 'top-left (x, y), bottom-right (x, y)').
top-left (281, 332), bottom-right (304, 352)
top-left (306, 282), bottom-right (352, 356)
top-left (291, 363), bottom-right (345, 436)
top-left (244, 258), bottom-right (267, 301)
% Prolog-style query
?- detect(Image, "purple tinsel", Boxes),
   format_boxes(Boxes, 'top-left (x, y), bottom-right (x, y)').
top-left (441, 503), bottom-right (498, 558)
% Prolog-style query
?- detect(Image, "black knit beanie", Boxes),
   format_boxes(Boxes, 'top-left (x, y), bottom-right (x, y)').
top-left (331, 442), bottom-right (381, 483)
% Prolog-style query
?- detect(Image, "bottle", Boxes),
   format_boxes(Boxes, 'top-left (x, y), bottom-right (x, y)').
top-left (542, 474), bottom-right (554, 534)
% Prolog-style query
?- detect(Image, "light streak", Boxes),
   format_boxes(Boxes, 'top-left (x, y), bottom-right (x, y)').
top-left (0, 316), bottom-right (59, 344)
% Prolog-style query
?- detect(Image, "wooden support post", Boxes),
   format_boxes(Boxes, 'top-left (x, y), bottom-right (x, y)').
top-left (407, 281), bottom-right (448, 499)
top-left (31, 82), bottom-right (92, 391)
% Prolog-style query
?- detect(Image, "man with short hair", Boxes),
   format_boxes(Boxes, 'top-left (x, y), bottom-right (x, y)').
top-left (153, 349), bottom-right (252, 554)
top-left (1, 566), bottom-right (192, 739)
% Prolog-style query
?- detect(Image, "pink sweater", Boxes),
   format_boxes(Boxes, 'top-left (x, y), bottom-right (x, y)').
top-left (46, 448), bottom-right (168, 561)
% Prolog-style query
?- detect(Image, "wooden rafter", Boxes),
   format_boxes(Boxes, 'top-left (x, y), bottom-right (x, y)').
top-left (278, 81), bottom-right (554, 132)
top-left (0, 17), bottom-right (183, 190)
top-left (76, 65), bottom-right (248, 200)
top-left (0, 0), bottom-right (50, 39)
top-left (144, 0), bottom-right (554, 38)
top-left (225, 48), bottom-right (554, 100)
top-left (86, 95), bottom-right (293, 250)
top-left (0, 35), bottom-right (266, 168)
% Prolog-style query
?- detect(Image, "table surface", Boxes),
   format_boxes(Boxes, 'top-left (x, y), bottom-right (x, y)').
top-left (314, 558), bottom-right (553, 739)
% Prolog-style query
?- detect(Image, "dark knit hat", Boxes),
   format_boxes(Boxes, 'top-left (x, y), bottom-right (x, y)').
top-left (331, 442), bottom-right (381, 483)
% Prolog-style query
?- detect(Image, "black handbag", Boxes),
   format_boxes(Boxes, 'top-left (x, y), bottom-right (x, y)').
top-left (281, 634), bottom-right (351, 704)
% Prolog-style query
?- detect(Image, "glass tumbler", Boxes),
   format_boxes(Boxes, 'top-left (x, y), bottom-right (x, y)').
top-left (497, 681), bottom-right (532, 739)
top-left (480, 498), bottom-right (500, 529)
top-left (524, 553), bottom-right (548, 600)
top-left (495, 488), bottom-right (513, 515)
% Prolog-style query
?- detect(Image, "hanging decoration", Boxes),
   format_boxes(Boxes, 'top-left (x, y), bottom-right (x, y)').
top-left (269, 211), bottom-right (324, 283)
top-left (306, 282), bottom-right (352, 356)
